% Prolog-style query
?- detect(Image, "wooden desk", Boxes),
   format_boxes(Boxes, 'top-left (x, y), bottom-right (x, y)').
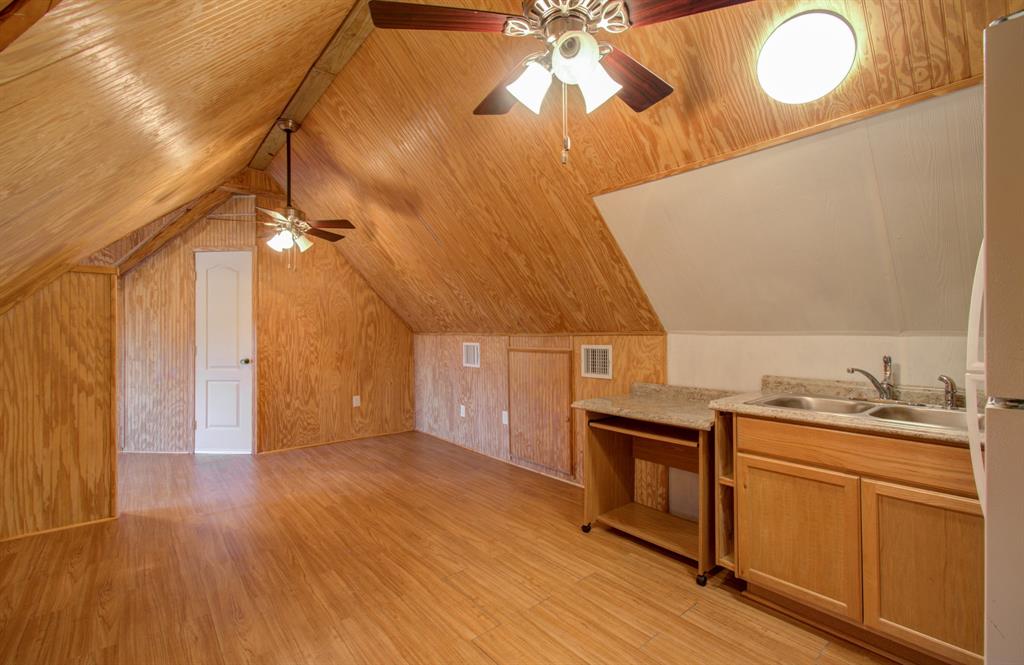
top-left (579, 413), bottom-right (715, 585)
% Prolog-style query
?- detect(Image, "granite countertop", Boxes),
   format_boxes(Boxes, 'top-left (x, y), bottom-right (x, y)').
top-left (709, 387), bottom-right (969, 447)
top-left (572, 383), bottom-right (737, 431)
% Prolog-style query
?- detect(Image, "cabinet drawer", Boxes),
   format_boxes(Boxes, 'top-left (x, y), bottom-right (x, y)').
top-left (736, 417), bottom-right (975, 497)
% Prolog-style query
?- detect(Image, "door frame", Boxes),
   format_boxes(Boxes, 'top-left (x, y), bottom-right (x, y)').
top-left (193, 249), bottom-right (257, 454)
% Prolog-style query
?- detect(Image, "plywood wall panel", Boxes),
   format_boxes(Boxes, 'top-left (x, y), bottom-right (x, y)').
top-left (0, 271), bottom-right (115, 541)
top-left (257, 237), bottom-right (414, 453)
top-left (509, 350), bottom-right (572, 474)
top-left (414, 334), bottom-right (510, 461)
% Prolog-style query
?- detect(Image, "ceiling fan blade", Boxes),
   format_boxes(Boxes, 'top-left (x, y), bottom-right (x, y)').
top-left (368, 1), bottom-right (515, 32)
top-left (625, 0), bottom-right (753, 27)
top-left (310, 219), bottom-right (356, 230)
top-left (602, 48), bottom-right (674, 112)
top-left (474, 63), bottom-right (531, 115)
top-left (306, 228), bottom-right (345, 242)
top-left (256, 207), bottom-right (289, 223)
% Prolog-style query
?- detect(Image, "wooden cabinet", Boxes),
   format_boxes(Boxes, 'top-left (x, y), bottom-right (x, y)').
top-left (730, 416), bottom-right (985, 664)
top-left (862, 480), bottom-right (984, 665)
top-left (509, 349), bottom-right (572, 474)
top-left (736, 454), bottom-right (863, 620)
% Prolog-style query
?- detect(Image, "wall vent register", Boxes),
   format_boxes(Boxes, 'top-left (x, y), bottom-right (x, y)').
top-left (581, 345), bottom-right (613, 379)
top-left (462, 342), bottom-right (481, 368)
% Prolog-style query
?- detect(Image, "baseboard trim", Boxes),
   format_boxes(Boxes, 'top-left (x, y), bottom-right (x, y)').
top-left (414, 429), bottom-right (583, 488)
top-left (0, 515), bottom-right (119, 544)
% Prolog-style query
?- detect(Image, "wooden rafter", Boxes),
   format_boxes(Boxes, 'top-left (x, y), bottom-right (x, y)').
top-left (248, 0), bottom-right (373, 170)
top-left (0, 0), bottom-right (60, 51)
top-left (117, 189), bottom-right (232, 275)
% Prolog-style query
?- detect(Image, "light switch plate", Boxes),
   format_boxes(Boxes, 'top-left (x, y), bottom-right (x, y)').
top-left (352, 395), bottom-right (361, 407)
top-left (501, 410), bottom-right (508, 425)
top-left (459, 404), bottom-right (466, 418)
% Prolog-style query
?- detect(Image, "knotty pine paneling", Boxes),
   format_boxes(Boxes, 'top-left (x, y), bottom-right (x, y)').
top-left (415, 333), bottom-right (666, 484)
top-left (0, 270), bottom-right (116, 541)
top-left (276, 0), bottom-right (1003, 335)
top-left (120, 195), bottom-right (413, 454)
top-left (0, 0), bottom-right (352, 316)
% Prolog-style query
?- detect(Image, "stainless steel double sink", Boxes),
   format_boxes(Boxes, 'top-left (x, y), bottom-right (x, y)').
top-left (747, 394), bottom-right (980, 433)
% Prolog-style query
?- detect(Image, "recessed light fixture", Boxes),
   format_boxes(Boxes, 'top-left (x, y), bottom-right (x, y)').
top-left (757, 11), bottom-right (857, 105)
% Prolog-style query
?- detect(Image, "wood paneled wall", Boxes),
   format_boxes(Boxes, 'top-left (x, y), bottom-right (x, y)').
top-left (0, 270), bottom-right (116, 541)
top-left (414, 333), bottom-right (666, 484)
top-left (120, 196), bottom-right (413, 454)
top-left (257, 233), bottom-right (414, 453)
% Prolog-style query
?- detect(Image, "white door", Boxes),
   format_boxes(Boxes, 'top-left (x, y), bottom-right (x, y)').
top-left (195, 251), bottom-right (254, 454)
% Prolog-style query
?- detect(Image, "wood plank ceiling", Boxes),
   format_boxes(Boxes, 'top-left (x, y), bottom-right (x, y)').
top-left (0, 0), bottom-right (352, 315)
top-left (272, 0), bottom-right (1006, 333)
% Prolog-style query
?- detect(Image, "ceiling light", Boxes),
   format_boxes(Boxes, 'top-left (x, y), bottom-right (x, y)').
top-left (267, 229), bottom-right (294, 252)
top-left (757, 11), bottom-right (856, 105)
top-left (295, 234), bottom-right (313, 253)
top-left (578, 61), bottom-right (622, 113)
top-left (506, 61), bottom-right (553, 114)
top-left (551, 31), bottom-right (600, 85)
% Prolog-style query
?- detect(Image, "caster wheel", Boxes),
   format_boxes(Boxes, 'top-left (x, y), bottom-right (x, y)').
top-left (696, 574), bottom-right (708, 587)
top-left (581, 523), bottom-right (592, 533)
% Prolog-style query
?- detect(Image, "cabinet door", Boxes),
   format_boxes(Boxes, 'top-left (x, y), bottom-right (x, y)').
top-left (862, 480), bottom-right (983, 665)
top-left (737, 454), bottom-right (862, 620)
top-left (509, 350), bottom-right (572, 474)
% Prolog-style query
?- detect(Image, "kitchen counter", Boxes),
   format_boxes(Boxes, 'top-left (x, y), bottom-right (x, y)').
top-left (709, 392), bottom-right (969, 446)
top-left (572, 383), bottom-right (736, 431)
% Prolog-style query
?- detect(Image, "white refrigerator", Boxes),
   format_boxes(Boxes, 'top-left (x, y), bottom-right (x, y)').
top-left (966, 10), bottom-right (1024, 663)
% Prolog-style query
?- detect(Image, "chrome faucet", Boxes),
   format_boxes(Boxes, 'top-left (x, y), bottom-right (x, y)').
top-left (938, 375), bottom-right (958, 409)
top-left (847, 355), bottom-right (895, 400)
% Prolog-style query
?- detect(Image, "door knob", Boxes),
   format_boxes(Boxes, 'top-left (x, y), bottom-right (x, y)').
top-left (240, 358), bottom-right (252, 365)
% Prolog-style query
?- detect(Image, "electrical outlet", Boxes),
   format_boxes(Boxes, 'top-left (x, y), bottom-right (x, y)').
top-left (352, 395), bottom-right (361, 407)
top-left (501, 410), bottom-right (508, 426)
top-left (459, 404), bottom-right (466, 418)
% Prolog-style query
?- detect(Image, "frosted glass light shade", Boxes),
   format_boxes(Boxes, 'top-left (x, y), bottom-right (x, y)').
top-left (551, 31), bottom-right (599, 85)
top-left (578, 62), bottom-right (622, 113)
top-left (757, 12), bottom-right (856, 105)
top-left (295, 234), bottom-right (313, 253)
top-left (267, 229), bottom-right (294, 252)
top-left (506, 62), bottom-right (553, 114)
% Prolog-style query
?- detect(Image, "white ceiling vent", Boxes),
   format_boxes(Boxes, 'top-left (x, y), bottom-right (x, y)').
top-left (462, 342), bottom-right (481, 368)
top-left (581, 345), bottom-right (613, 379)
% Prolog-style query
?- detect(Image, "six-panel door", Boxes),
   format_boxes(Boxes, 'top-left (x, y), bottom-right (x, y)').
top-left (861, 480), bottom-right (984, 665)
top-left (736, 453), bottom-right (862, 621)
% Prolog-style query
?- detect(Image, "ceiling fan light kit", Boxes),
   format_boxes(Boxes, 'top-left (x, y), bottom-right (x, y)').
top-left (368, 0), bottom-right (754, 161)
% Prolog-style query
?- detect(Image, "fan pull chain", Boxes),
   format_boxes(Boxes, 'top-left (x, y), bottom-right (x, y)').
top-left (561, 82), bottom-right (571, 165)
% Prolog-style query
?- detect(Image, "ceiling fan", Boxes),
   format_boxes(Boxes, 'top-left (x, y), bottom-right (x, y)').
top-left (258, 119), bottom-right (355, 254)
top-left (367, 0), bottom-right (753, 118)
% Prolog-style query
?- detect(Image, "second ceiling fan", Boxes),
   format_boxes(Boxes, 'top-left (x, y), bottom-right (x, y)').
top-left (368, 0), bottom-right (752, 116)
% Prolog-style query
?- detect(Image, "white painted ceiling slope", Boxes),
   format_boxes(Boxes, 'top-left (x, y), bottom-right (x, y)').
top-left (596, 87), bottom-right (983, 335)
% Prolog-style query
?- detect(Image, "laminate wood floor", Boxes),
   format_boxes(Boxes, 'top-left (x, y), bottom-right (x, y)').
top-left (0, 432), bottom-right (892, 664)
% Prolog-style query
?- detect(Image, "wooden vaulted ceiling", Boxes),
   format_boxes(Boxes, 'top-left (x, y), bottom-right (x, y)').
top-left (272, 0), bottom-right (1007, 333)
top-left (0, 0), bottom-right (352, 314)
top-left (1, 0), bottom-right (1011, 333)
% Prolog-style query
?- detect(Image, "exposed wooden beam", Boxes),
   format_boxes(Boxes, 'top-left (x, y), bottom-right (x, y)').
top-left (218, 167), bottom-right (286, 200)
top-left (0, 0), bottom-right (60, 51)
top-left (117, 189), bottom-right (232, 275)
top-left (248, 0), bottom-right (373, 170)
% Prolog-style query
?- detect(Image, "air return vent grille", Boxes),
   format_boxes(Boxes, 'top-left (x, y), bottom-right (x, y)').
top-left (462, 342), bottom-right (481, 368)
top-left (581, 345), bottom-right (612, 379)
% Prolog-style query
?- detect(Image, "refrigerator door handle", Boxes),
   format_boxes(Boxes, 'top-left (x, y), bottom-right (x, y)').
top-left (965, 373), bottom-right (986, 513)
top-left (966, 240), bottom-right (986, 374)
